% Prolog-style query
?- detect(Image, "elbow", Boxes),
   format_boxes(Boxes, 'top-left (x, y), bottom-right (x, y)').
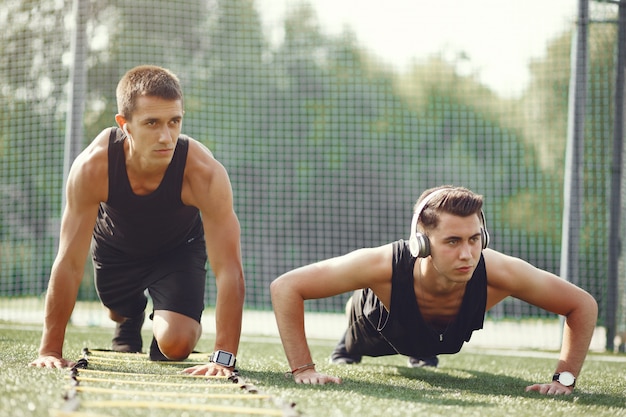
top-left (569, 291), bottom-right (598, 323)
top-left (270, 275), bottom-right (295, 307)
top-left (581, 289), bottom-right (599, 319)
top-left (269, 276), bottom-right (283, 304)
top-left (587, 292), bottom-right (599, 321)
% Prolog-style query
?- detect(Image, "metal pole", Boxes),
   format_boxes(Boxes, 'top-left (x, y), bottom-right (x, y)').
top-left (606, 0), bottom-right (626, 353)
top-left (62, 0), bottom-right (87, 212)
top-left (560, 0), bottom-right (588, 291)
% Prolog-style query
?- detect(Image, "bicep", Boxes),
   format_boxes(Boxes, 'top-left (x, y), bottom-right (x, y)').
top-left (273, 246), bottom-right (392, 301)
top-left (190, 160), bottom-right (242, 275)
top-left (56, 167), bottom-right (102, 268)
top-left (203, 209), bottom-right (243, 277)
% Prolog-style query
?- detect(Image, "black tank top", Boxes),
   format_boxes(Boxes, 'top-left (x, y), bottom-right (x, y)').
top-left (362, 240), bottom-right (487, 357)
top-left (92, 128), bottom-right (204, 264)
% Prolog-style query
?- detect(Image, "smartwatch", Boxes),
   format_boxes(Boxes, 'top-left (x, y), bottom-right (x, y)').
top-left (552, 371), bottom-right (576, 387)
top-left (210, 350), bottom-right (237, 367)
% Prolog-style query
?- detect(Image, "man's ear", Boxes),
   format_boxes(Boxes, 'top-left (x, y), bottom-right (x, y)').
top-left (114, 114), bottom-right (127, 129)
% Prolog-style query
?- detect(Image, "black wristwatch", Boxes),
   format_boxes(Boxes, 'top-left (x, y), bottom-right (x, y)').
top-left (210, 350), bottom-right (237, 367)
top-left (552, 371), bottom-right (576, 387)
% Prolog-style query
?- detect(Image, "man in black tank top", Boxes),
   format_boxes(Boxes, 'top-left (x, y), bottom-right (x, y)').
top-left (271, 186), bottom-right (598, 395)
top-left (30, 66), bottom-right (245, 378)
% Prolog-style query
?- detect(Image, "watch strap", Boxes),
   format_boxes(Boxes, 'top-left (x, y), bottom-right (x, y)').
top-left (210, 350), bottom-right (237, 367)
top-left (552, 372), bottom-right (576, 387)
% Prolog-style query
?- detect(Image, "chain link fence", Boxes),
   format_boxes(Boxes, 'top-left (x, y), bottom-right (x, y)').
top-left (0, 1), bottom-right (623, 347)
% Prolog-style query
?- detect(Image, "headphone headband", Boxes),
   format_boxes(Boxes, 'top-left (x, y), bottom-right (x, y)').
top-left (408, 188), bottom-right (489, 257)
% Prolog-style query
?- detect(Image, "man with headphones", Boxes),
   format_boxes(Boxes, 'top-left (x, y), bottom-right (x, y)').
top-left (271, 185), bottom-right (598, 395)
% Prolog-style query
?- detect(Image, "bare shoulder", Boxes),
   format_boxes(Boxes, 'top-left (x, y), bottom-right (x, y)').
top-left (482, 248), bottom-right (526, 272)
top-left (348, 244), bottom-right (394, 304)
top-left (184, 138), bottom-right (227, 181)
top-left (343, 244), bottom-right (393, 268)
top-left (73, 128), bottom-right (110, 173)
top-left (359, 244), bottom-right (395, 286)
top-left (483, 248), bottom-right (543, 288)
top-left (483, 247), bottom-right (569, 295)
top-left (322, 244), bottom-right (394, 287)
top-left (185, 137), bottom-right (216, 166)
top-left (67, 128), bottom-right (111, 202)
top-left (182, 137), bottom-right (232, 207)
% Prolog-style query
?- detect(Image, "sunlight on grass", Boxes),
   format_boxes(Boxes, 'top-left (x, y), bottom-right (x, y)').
top-left (2, 322), bottom-right (625, 417)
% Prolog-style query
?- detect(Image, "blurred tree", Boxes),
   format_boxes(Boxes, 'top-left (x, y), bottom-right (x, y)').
top-left (0, 0), bottom-right (68, 295)
top-left (0, 0), bottom-right (617, 316)
top-left (84, 0), bottom-right (211, 140)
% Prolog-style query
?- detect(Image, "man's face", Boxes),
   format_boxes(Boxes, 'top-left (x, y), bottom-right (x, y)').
top-left (121, 95), bottom-right (183, 167)
top-left (427, 212), bottom-right (483, 283)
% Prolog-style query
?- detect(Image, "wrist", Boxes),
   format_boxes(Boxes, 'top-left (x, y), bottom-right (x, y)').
top-left (284, 362), bottom-right (315, 378)
top-left (38, 347), bottom-right (62, 357)
top-left (209, 350), bottom-right (237, 368)
top-left (552, 371), bottom-right (576, 388)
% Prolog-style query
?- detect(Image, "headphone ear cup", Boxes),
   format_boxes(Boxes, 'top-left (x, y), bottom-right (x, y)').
top-left (408, 188), bottom-right (449, 258)
top-left (409, 233), bottom-right (419, 257)
top-left (410, 232), bottom-right (430, 258)
top-left (481, 227), bottom-right (490, 249)
top-left (479, 210), bottom-right (490, 250)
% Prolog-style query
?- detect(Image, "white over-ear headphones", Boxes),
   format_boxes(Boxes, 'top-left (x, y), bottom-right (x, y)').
top-left (408, 188), bottom-right (490, 258)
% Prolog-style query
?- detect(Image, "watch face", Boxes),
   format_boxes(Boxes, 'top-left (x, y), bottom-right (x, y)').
top-left (558, 372), bottom-right (575, 386)
top-left (215, 351), bottom-right (233, 366)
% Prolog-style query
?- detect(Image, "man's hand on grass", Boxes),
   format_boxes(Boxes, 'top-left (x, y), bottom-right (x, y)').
top-left (291, 368), bottom-right (342, 385)
top-left (525, 382), bottom-right (574, 395)
top-left (182, 363), bottom-right (235, 377)
top-left (29, 354), bottom-right (75, 369)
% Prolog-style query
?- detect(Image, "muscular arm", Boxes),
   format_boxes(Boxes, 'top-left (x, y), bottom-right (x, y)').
top-left (205, 202), bottom-right (245, 357)
top-left (484, 249), bottom-right (598, 394)
top-left (270, 245), bottom-right (392, 384)
top-left (30, 133), bottom-right (108, 368)
top-left (182, 141), bottom-right (245, 374)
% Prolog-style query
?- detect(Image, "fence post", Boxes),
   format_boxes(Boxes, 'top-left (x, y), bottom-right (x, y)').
top-left (62, 0), bottom-right (88, 213)
top-left (561, 0), bottom-right (588, 288)
top-left (606, 0), bottom-right (626, 353)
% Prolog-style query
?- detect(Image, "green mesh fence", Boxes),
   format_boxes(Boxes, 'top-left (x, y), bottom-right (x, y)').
top-left (0, 1), bottom-right (623, 333)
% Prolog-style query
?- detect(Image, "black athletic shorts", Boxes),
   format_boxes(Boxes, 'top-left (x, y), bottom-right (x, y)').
top-left (344, 289), bottom-right (399, 357)
top-left (94, 239), bottom-right (207, 323)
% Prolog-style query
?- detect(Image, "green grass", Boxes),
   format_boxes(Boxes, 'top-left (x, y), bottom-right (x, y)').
top-left (1, 321), bottom-right (625, 417)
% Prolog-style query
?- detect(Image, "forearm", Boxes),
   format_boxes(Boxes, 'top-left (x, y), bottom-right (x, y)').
top-left (213, 271), bottom-right (245, 354)
top-left (270, 281), bottom-right (314, 370)
top-left (38, 271), bottom-right (81, 356)
top-left (557, 294), bottom-right (598, 376)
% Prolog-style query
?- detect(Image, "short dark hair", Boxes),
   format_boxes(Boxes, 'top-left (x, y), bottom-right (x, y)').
top-left (414, 185), bottom-right (483, 231)
top-left (116, 65), bottom-right (183, 120)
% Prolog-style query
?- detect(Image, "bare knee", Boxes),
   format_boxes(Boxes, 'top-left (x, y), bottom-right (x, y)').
top-left (157, 336), bottom-right (196, 360)
top-left (152, 310), bottom-right (201, 360)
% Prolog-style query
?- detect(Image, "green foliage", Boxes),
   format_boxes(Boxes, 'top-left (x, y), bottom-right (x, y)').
top-left (0, 1), bottom-right (619, 320)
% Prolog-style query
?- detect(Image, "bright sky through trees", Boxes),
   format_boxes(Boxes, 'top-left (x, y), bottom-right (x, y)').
top-left (256, 0), bottom-right (576, 97)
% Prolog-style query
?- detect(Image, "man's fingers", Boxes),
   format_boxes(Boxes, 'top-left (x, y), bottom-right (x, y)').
top-left (29, 356), bottom-right (71, 369)
top-left (182, 364), bottom-right (234, 377)
top-left (182, 365), bottom-right (208, 375)
top-left (294, 372), bottom-right (342, 385)
top-left (525, 383), bottom-right (573, 396)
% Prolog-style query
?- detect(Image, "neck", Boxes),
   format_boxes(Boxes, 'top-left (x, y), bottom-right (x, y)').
top-left (420, 258), bottom-right (466, 293)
